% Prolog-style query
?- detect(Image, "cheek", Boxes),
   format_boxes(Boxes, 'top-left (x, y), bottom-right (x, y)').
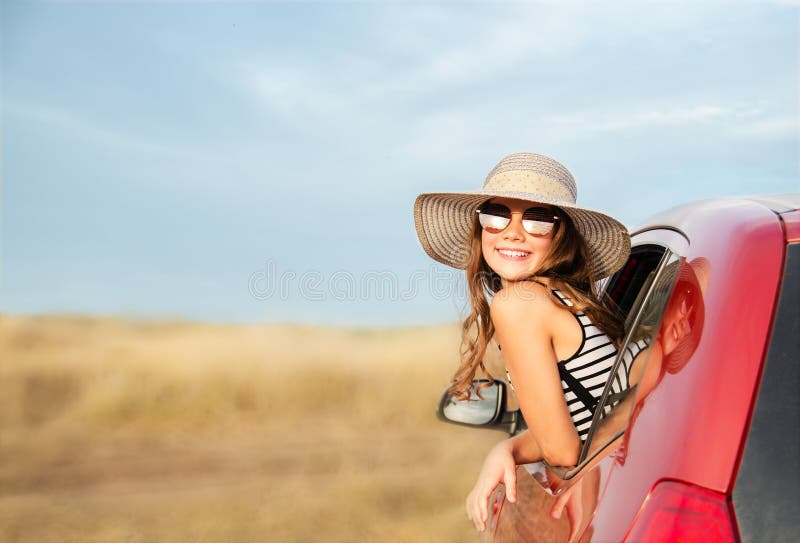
top-left (533, 237), bottom-right (553, 255)
top-left (481, 232), bottom-right (492, 258)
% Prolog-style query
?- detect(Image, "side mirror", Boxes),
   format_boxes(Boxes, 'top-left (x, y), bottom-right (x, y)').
top-left (436, 379), bottom-right (527, 435)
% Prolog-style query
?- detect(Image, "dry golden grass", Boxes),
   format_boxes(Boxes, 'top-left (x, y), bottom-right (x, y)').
top-left (0, 314), bottom-right (506, 542)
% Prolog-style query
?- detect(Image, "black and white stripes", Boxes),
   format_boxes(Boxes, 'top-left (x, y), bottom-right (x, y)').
top-left (505, 289), bottom-right (649, 442)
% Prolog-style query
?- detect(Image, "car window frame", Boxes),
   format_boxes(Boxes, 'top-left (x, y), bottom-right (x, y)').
top-left (548, 231), bottom-right (686, 480)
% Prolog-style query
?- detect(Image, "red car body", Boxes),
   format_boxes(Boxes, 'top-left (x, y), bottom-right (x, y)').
top-left (480, 194), bottom-right (800, 542)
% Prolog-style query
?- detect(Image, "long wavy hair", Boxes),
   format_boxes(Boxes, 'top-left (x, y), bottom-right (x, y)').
top-left (449, 206), bottom-right (626, 401)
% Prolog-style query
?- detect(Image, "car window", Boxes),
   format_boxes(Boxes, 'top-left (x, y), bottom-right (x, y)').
top-left (604, 244), bottom-right (669, 319)
top-left (733, 242), bottom-right (800, 541)
top-left (549, 242), bottom-right (681, 479)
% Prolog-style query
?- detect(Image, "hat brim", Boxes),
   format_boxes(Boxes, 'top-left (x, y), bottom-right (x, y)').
top-left (413, 190), bottom-right (630, 279)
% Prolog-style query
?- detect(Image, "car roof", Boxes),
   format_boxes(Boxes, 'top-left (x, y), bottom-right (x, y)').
top-left (631, 193), bottom-right (800, 237)
top-left (742, 193), bottom-right (800, 213)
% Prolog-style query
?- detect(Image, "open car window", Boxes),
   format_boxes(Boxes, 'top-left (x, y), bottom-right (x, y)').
top-left (549, 239), bottom-right (683, 479)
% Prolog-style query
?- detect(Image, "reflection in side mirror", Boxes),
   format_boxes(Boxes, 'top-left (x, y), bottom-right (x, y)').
top-left (437, 379), bottom-right (527, 435)
top-left (442, 379), bottom-right (502, 425)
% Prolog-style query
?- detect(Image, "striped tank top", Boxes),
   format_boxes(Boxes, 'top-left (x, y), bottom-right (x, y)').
top-left (503, 287), bottom-right (649, 441)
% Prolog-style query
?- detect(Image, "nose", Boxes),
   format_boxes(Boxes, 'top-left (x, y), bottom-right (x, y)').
top-left (502, 212), bottom-right (526, 240)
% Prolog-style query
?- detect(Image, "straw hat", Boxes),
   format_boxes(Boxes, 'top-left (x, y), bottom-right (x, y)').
top-left (413, 152), bottom-right (631, 279)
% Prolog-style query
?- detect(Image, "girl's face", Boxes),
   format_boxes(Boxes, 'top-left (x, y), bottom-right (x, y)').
top-left (480, 197), bottom-right (556, 286)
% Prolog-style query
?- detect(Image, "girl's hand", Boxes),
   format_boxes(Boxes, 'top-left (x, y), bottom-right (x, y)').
top-left (466, 439), bottom-right (518, 532)
top-left (551, 478), bottom-right (584, 543)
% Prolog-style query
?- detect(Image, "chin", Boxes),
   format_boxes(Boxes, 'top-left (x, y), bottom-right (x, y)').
top-left (496, 267), bottom-right (536, 283)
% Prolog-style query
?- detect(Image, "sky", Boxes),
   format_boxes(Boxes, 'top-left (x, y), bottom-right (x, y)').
top-left (1, 0), bottom-right (798, 327)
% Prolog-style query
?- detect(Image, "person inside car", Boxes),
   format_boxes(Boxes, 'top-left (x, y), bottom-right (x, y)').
top-left (413, 152), bottom-right (635, 532)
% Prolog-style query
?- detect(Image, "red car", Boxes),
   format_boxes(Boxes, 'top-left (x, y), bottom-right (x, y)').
top-left (438, 194), bottom-right (800, 542)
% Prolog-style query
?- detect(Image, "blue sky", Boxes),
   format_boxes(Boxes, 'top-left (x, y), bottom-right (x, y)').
top-left (1, 1), bottom-right (798, 327)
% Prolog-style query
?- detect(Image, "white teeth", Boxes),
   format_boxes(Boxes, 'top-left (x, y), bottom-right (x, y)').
top-left (498, 249), bottom-right (530, 257)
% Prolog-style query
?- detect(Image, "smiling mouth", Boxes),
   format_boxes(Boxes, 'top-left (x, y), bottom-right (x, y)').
top-left (496, 249), bottom-right (531, 260)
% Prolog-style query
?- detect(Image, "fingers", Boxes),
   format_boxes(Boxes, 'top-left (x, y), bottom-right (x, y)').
top-left (466, 468), bottom-right (516, 533)
top-left (466, 489), bottom-right (485, 532)
top-left (551, 491), bottom-right (568, 519)
top-left (466, 485), bottom-right (495, 532)
top-left (478, 485), bottom-right (491, 531)
top-left (565, 497), bottom-right (583, 543)
top-left (466, 492), bottom-right (477, 531)
top-left (567, 525), bottom-right (580, 543)
top-left (466, 441), bottom-right (518, 533)
top-left (504, 464), bottom-right (517, 503)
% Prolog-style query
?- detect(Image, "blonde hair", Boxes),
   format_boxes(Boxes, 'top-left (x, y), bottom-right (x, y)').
top-left (449, 207), bottom-right (625, 401)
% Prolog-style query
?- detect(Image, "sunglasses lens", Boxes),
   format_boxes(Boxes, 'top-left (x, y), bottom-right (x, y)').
top-left (522, 207), bottom-right (556, 235)
top-left (478, 204), bottom-right (511, 233)
top-left (523, 207), bottom-right (557, 223)
top-left (522, 220), bottom-right (555, 236)
top-left (479, 213), bottom-right (510, 233)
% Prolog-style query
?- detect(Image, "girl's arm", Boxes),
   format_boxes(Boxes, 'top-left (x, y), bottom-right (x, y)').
top-left (508, 429), bottom-right (544, 463)
top-left (466, 283), bottom-right (582, 532)
top-left (491, 282), bottom-right (582, 467)
top-left (466, 411), bottom-right (569, 531)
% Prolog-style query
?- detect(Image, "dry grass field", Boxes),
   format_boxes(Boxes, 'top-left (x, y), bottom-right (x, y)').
top-left (0, 314), bottom-right (507, 542)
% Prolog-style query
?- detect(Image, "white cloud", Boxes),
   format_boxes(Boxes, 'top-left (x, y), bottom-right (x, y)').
top-left (2, 100), bottom-right (209, 162)
top-left (394, 107), bottom-right (484, 163)
top-left (408, 12), bottom-right (582, 86)
top-left (237, 5), bottom-right (593, 120)
top-left (361, 5), bottom-right (591, 100)
top-left (567, 104), bottom-right (730, 132)
top-left (730, 117), bottom-right (798, 139)
top-left (244, 62), bottom-right (347, 118)
top-left (540, 101), bottom-right (797, 141)
top-left (232, 2), bottom-right (797, 163)
top-left (235, 2), bottom-right (741, 117)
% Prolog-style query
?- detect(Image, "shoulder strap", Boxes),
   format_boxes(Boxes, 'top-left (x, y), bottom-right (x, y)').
top-left (550, 289), bottom-right (573, 307)
top-left (558, 363), bottom-right (599, 414)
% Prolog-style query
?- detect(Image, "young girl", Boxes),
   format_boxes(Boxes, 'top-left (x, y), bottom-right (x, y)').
top-left (413, 152), bottom-right (635, 532)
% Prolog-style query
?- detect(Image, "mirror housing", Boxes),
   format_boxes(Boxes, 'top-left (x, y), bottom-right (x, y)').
top-left (436, 379), bottom-right (527, 435)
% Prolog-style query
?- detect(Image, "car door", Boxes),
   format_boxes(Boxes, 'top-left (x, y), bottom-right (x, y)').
top-left (483, 228), bottom-right (686, 542)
